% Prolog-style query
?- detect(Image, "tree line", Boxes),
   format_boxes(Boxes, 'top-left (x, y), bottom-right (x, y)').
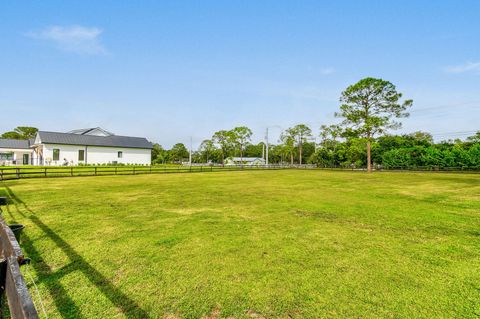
top-left (151, 127), bottom-right (480, 170)
top-left (3, 78), bottom-right (479, 170)
top-left (151, 77), bottom-right (478, 170)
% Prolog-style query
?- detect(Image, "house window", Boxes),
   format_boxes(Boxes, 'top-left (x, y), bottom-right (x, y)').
top-left (23, 154), bottom-right (29, 165)
top-left (0, 153), bottom-right (13, 161)
top-left (118, 151), bottom-right (123, 158)
top-left (53, 149), bottom-right (60, 161)
top-left (78, 150), bottom-right (85, 161)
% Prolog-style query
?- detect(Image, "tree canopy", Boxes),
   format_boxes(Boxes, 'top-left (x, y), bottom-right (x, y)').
top-left (1, 126), bottom-right (38, 139)
top-left (336, 77), bottom-right (413, 172)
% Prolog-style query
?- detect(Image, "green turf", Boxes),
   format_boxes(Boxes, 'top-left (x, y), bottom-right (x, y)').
top-left (1, 170), bottom-right (479, 318)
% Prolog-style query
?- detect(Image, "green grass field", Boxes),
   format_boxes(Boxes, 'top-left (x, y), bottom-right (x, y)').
top-left (1, 170), bottom-right (479, 318)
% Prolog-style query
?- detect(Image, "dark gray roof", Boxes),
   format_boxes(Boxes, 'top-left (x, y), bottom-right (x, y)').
top-left (0, 138), bottom-right (31, 149)
top-left (37, 131), bottom-right (153, 149)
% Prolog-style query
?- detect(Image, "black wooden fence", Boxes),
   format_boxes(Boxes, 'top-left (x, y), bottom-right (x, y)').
top-left (1, 164), bottom-right (478, 181)
top-left (0, 199), bottom-right (38, 318)
top-left (0, 165), bottom-right (289, 181)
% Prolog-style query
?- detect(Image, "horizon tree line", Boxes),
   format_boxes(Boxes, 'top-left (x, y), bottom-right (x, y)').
top-left (3, 78), bottom-right (479, 170)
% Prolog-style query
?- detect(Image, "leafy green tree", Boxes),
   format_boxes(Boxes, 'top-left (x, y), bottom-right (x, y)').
top-left (302, 142), bottom-right (316, 163)
top-left (212, 130), bottom-right (233, 164)
top-left (310, 148), bottom-right (335, 167)
top-left (230, 126), bottom-right (253, 162)
top-left (198, 139), bottom-right (216, 163)
top-left (151, 143), bottom-right (168, 164)
top-left (408, 131), bottom-right (434, 145)
top-left (382, 148), bottom-right (413, 168)
top-left (169, 143), bottom-right (189, 163)
top-left (468, 144), bottom-right (480, 167)
top-left (1, 131), bottom-right (22, 139)
top-left (280, 130), bottom-right (296, 165)
top-left (373, 132), bottom-right (432, 164)
top-left (319, 124), bottom-right (342, 150)
top-left (244, 142), bottom-right (264, 158)
top-left (289, 124), bottom-right (312, 165)
top-left (1, 126), bottom-right (38, 139)
top-left (336, 77), bottom-right (413, 172)
top-left (344, 138), bottom-right (368, 168)
top-left (266, 144), bottom-right (282, 164)
top-left (467, 131), bottom-right (480, 143)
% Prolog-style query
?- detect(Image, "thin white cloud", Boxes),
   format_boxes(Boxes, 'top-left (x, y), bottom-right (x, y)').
top-left (444, 61), bottom-right (480, 74)
top-left (26, 25), bottom-right (107, 55)
top-left (320, 67), bottom-right (335, 75)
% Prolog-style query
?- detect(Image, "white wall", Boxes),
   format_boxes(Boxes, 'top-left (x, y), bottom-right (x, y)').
top-left (0, 148), bottom-right (32, 165)
top-left (41, 144), bottom-right (151, 165)
top-left (86, 146), bottom-right (151, 165)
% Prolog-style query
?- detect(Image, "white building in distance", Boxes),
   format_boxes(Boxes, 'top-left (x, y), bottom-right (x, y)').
top-left (0, 127), bottom-right (153, 166)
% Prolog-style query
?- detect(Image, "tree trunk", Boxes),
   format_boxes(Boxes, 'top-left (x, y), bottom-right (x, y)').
top-left (299, 142), bottom-right (302, 165)
top-left (290, 152), bottom-right (294, 165)
top-left (367, 139), bottom-right (372, 173)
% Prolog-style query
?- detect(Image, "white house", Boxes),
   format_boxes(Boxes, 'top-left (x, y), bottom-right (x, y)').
top-left (225, 157), bottom-right (266, 166)
top-left (0, 139), bottom-right (33, 165)
top-left (1, 127), bottom-right (153, 166)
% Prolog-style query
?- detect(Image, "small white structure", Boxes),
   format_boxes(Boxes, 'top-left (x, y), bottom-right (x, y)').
top-left (0, 139), bottom-right (33, 165)
top-left (225, 157), bottom-right (266, 166)
top-left (1, 127), bottom-right (153, 166)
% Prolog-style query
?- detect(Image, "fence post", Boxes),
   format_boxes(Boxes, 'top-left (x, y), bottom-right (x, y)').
top-left (133, 166), bottom-right (136, 175)
top-left (150, 166), bottom-right (152, 173)
top-left (0, 169), bottom-right (2, 181)
top-left (94, 167), bottom-right (97, 176)
top-left (44, 168), bottom-right (47, 177)
top-left (16, 168), bottom-right (20, 179)
top-left (115, 167), bottom-right (117, 175)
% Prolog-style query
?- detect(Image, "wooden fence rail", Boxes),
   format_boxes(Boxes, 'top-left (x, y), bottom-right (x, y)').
top-left (0, 206), bottom-right (38, 319)
top-left (1, 165), bottom-right (478, 181)
top-left (0, 165), bottom-right (290, 181)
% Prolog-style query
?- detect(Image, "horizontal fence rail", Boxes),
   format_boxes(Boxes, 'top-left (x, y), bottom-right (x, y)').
top-left (0, 165), bottom-right (291, 181)
top-left (1, 164), bottom-right (479, 181)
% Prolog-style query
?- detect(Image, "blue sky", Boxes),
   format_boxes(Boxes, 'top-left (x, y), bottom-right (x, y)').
top-left (1, 1), bottom-right (479, 147)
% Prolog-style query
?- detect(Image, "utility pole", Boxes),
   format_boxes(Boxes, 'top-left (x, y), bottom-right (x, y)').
top-left (189, 136), bottom-right (192, 165)
top-left (265, 127), bottom-right (269, 166)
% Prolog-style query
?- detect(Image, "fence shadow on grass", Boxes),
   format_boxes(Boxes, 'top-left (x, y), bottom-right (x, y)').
top-left (0, 185), bottom-right (150, 319)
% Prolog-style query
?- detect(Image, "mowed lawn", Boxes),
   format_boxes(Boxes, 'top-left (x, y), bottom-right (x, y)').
top-left (1, 170), bottom-right (480, 319)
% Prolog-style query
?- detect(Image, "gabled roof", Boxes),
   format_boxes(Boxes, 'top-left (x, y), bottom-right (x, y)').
top-left (67, 127), bottom-right (114, 136)
top-left (0, 138), bottom-right (31, 150)
top-left (36, 131), bottom-right (153, 149)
